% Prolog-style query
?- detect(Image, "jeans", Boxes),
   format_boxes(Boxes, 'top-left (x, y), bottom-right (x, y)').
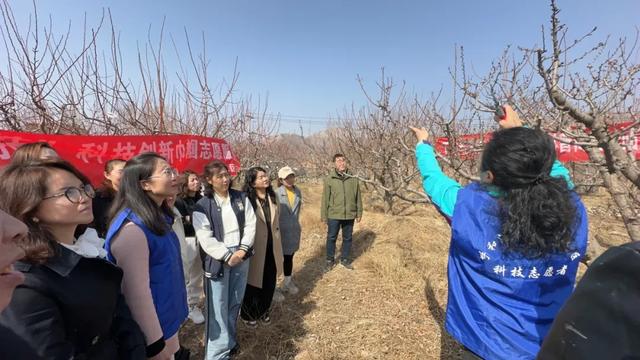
top-left (204, 249), bottom-right (250, 360)
top-left (326, 219), bottom-right (355, 262)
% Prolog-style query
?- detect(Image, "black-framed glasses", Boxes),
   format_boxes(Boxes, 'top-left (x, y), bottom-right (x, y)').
top-left (43, 184), bottom-right (96, 204)
top-left (148, 167), bottom-right (179, 180)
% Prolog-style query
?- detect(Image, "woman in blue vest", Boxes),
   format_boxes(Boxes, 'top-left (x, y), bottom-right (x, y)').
top-left (409, 105), bottom-right (588, 360)
top-left (105, 153), bottom-right (188, 360)
top-left (192, 160), bottom-right (256, 360)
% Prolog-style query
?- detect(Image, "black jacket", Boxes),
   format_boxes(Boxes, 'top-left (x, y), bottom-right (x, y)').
top-left (92, 189), bottom-right (116, 238)
top-left (538, 241), bottom-right (640, 359)
top-left (0, 244), bottom-right (145, 360)
top-left (175, 194), bottom-right (202, 238)
top-left (0, 324), bottom-right (40, 359)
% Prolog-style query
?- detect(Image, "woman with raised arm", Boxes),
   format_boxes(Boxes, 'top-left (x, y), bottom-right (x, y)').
top-left (409, 105), bottom-right (588, 360)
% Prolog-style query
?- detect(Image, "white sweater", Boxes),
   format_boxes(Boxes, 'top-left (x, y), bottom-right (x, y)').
top-left (192, 193), bottom-right (256, 262)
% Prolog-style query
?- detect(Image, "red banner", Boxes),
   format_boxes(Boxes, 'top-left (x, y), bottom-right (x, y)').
top-left (434, 122), bottom-right (640, 163)
top-left (0, 131), bottom-right (241, 185)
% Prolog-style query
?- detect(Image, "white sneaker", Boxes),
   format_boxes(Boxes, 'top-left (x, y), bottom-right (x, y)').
top-left (272, 289), bottom-right (285, 302)
top-left (284, 281), bottom-right (299, 295)
top-left (188, 307), bottom-right (205, 325)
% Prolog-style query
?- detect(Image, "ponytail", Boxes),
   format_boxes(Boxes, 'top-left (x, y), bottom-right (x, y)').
top-left (482, 127), bottom-right (579, 258)
top-left (498, 176), bottom-right (577, 258)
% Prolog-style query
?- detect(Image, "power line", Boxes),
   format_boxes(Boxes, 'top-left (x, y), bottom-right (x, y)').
top-left (268, 113), bottom-right (335, 120)
top-left (262, 116), bottom-right (333, 123)
top-left (255, 113), bottom-right (354, 123)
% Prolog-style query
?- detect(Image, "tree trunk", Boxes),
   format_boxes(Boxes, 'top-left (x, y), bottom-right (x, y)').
top-left (586, 147), bottom-right (640, 242)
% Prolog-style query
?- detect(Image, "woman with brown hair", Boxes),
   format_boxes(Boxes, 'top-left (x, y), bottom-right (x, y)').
top-left (0, 160), bottom-right (145, 359)
top-left (92, 158), bottom-right (126, 238)
top-left (175, 169), bottom-right (205, 324)
top-left (10, 141), bottom-right (60, 164)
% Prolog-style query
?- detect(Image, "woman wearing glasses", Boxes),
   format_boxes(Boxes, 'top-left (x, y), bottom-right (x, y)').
top-left (0, 160), bottom-right (145, 359)
top-left (105, 153), bottom-right (188, 360)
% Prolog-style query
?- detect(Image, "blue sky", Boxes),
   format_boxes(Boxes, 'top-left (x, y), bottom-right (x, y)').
top-left (5, 0), bottom-right (638, 133)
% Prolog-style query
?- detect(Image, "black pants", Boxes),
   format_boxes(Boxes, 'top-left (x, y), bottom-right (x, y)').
top-left (283, 254), bottom-right (295, 277)
top-left (241, 236), bottom-right (277, 321)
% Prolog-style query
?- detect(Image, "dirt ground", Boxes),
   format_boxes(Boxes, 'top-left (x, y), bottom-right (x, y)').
top-left (179, 183), bottom-right (629, 360)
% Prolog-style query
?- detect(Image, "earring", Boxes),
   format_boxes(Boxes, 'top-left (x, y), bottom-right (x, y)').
top-left (31, 217), bottom-right (39, 223)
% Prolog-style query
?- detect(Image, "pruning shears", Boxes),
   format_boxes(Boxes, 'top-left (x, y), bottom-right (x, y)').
top-left (492, 94), bottom-right (507, 121)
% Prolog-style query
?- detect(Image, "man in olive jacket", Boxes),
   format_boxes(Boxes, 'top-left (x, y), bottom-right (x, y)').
top-left (321, 153), bottom-right (362, 271)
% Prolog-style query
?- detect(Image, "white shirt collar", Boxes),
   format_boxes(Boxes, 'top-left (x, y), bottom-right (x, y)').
top-left (214, 192), bottom-right (230, 205)
top-left (61, 228), bottom-right (107, 259)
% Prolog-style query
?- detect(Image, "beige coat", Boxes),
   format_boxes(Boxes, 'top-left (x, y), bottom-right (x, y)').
top-left (247, 196), bottom-right (284, 288)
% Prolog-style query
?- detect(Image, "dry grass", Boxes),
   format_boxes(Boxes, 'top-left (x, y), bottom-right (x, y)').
top-left (179, 183), bottom-right (629, 359)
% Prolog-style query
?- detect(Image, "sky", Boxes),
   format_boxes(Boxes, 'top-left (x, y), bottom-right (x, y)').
top-left (4, 0), bottom-right (639, 133)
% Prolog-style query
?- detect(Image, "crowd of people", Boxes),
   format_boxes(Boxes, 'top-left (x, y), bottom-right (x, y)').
top-left (0, 105), bottom-right (637, 359)
top-left (0, 142), bottom-right (310, 359)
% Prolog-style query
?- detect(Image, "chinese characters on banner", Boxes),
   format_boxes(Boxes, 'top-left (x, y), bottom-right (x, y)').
top-left (0, 131), bottom-right (241, 185)
top-left (433, 121), bottom-right (640, 162)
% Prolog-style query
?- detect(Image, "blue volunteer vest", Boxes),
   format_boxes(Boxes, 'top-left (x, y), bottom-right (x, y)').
top-left (446, 183), bottom-right (588, 360)
top-left (104, 208), bottom-right (188, 339)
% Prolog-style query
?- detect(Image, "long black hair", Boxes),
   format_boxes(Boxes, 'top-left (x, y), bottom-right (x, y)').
top-left (481, 127), bottom-right (578, 258)
top-left (242, 166), bottom-right (277, 210)
top-left (109, 152), bottom-right (173, 235)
